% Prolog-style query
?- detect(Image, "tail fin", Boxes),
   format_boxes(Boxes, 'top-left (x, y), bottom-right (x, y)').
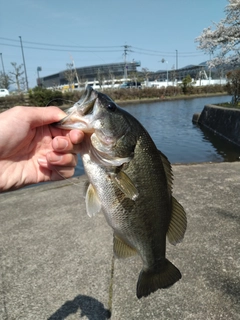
top-left (136, 259), bottom-right (181, 299)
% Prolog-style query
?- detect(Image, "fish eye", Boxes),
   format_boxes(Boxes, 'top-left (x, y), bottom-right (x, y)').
top-left (107, 102), bottom-right (116, 112)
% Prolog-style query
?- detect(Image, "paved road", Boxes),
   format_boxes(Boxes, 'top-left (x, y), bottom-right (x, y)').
top-left (0, 162), bottom-right (239, 320)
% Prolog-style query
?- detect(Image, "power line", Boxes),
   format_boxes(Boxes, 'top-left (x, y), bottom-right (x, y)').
top-left (0, 43), bottom-right (122, 53)
top-left (0, 37), bottom-right (121, 49)
top-left (0, 37), bottom-right (204, 56)
top-left (132, 46), bottom-right (174, 54)
top-left (131, 46), bottom-right (204, 55)
top-left (131, 49), bottom-right (204, 58)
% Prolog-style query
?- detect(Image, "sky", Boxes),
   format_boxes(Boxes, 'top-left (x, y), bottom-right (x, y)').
top-left (0, 0), bottom-right (229, 88)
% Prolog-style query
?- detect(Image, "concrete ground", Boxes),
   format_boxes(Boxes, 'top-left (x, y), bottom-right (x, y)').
top-left (0, 162), bottom-right (239, 320)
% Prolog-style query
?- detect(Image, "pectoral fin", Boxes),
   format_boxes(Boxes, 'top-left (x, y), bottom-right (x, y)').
top-left (113, 235), bottom-right (137, 258)
top-left (167, 197), bottom-right (187, 245)
top-left (109, 171), bottom-right (139, 201)
top-left (85, 183), bottom-right (102, 217)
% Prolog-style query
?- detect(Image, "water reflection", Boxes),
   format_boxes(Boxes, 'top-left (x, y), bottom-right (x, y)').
top-left (74, 95), bottom-right (238, 176)
top-left (197, 124), bottom-right (240, 162)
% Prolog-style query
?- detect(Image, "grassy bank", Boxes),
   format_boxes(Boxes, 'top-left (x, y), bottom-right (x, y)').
top-left (117, 92), bottom-right (230, 106)
top-left (0, 85), bottom-right (229, 113)
top-left (218, 101), bottom-right (240, 109)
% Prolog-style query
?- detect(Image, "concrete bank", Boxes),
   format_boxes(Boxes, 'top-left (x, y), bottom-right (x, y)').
top-left (0, 162), bottom-right (240, 320)
top-left (193, 104), bottom-right (240, 146)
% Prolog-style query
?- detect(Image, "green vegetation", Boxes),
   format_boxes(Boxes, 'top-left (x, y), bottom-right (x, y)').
top-left (0, 84), bottom-right (228, 113)
top-left (29, 87), bottom-right (64, 106)
top-left (0, 93), bottom-right (25, 110)
top-left (104, 84), bottom-right (227, 102)
top-left (181, 75), bottom-right (193, 95)
top-left (218, 102), bottom-right (240, 109)
top-left (226, 69), bottom-right (240, 105)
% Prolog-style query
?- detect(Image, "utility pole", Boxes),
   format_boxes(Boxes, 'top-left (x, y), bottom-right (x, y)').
top-left (19, 36), bottom-right (29, 91)
top-left (175, 49), bottom-right (178, 84)
top-left (123, 45), bottom-right (131, 80)
top-left (0, 53), bottom-right (6, 74)
top-left (176, 49), bottom-right (178, 70)
top-left (0, 53), bottom-right (7, 89)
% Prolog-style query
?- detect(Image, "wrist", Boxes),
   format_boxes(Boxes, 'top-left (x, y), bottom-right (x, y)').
top-left (0, 161), bottom-right (22, 192)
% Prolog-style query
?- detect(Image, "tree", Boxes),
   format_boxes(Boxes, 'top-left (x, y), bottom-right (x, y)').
top-left (64, 63), bottom-right (75, 91)
top-left (226, 69), bottom-right (240, 104)
top-left (108, 68), bottom-right (115, 87)
top-left (0, 71), bottom-right (11, 89)
top-left (196, 0), bottom-right (240, 68)
top-left (181, 75), bottom-right (193, 94)
top-left (141, 68), bottom-right (150, 85)
top-left (129, 71), bottom-right (141, 87)
top-left (96, 68), bottom-right (104, 89)
top-left (9, 62), bottom-right (25, 92)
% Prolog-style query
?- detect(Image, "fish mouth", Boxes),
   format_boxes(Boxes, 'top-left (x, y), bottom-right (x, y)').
top-left (54, 86), bottom-right (97, 132)
top-left (54, 113), bottom-right (92, 131)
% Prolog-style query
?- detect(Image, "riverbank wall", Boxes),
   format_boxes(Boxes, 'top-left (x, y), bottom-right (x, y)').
top-left (193, 104), bottom-right (240, 146)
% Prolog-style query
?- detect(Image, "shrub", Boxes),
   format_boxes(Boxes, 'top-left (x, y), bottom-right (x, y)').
top-left (0, 84), bottom-right (228, 113)
top-left (29, 87), bottom-right (64, 106)
top-left (181, 75), bottom-right (193, 94)
top-left (0, 94), bottom-right (25, 109)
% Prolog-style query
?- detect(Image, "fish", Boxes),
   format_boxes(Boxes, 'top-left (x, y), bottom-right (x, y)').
top-left (54, 86), bottom-right (187, 299)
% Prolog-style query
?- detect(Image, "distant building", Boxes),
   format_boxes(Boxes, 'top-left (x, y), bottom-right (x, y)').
top-left (150, 62), bottom-right (227, 82)
top-left (150, 64), bottom-right (208, 82)
top-left (40, 61), bottom-right (141, 88)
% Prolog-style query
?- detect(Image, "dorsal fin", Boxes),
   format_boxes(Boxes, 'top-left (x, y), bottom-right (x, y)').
top-left (167, 196), bottom-right (187, 245)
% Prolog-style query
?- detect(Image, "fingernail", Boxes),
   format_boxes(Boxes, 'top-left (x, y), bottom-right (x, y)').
top-left (56, 138), bottom-right (68, 150)
top-left (38, 158), bottom-right (47, 165)
top-left (47, 153), bottom-right (63, 163)
top-left (75, 131), bottom-right (83, 139)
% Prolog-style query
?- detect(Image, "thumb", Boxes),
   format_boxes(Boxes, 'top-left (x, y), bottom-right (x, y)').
top-left (28, 106), bottom-right (66, 128)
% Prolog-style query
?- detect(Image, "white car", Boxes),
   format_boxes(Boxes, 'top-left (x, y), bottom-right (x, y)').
top-left (0, 89), bottom-right (10, 97)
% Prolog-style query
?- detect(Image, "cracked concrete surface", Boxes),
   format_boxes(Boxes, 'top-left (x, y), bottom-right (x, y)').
top-left (0, 162), bottom-right (240, 320)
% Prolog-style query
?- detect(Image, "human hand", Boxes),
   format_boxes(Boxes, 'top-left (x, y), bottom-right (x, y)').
top-left (0, 106), bottom-right (84, 192)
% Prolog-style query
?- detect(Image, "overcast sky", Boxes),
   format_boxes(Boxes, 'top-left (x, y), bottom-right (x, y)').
top-left (0, 0), bottom-right (228, 88)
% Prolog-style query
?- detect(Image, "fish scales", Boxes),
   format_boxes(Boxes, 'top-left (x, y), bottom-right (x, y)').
top-left (54, 86), bottom-right (187, 299)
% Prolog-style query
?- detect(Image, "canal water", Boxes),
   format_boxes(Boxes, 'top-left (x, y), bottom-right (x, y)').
top-left (74, 95), bottom-right (240, 176)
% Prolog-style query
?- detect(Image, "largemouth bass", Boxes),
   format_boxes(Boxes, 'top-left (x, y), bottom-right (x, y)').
top-left (55, 87), bottom-right (187, 299)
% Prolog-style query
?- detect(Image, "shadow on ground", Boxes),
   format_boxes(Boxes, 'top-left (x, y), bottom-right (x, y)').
top-left (48, 295), bottom-right (111, 320)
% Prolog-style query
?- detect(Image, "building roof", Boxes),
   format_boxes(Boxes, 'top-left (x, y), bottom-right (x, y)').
top-left (41, 61), bottom-right (141, 87)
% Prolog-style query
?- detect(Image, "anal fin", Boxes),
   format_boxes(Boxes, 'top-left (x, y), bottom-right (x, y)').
top-left (113, 235), bottom-right (137, 259)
